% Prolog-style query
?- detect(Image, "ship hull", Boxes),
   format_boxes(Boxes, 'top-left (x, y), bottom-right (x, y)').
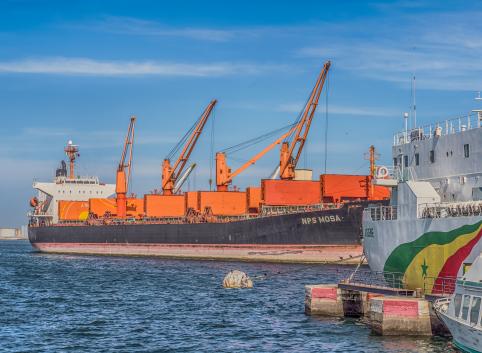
top-left (437, 309), bottom-right (482, 353)
top-left (363, 215), bottom-right (482, 291)
top-left (29, 203), bottom-right (374, 263)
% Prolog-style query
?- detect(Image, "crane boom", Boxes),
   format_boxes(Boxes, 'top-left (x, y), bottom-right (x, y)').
top-left (116, 116), bottom-right (136, 218)
top-left (215, 60), bottom-right (330, 190)
top-left (279, 60), bottom-right (331, 179)
top-left (216, 124), bottom-right (297, 191)
top-left (162, 99), bottom-right (217, 195)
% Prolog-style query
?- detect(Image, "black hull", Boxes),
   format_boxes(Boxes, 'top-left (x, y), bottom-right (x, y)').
top-left (28, 201), bottom-right (382, 263)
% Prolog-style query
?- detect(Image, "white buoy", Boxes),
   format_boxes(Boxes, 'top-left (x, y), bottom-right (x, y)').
top-left (223, 270), bottom-right (253, 288)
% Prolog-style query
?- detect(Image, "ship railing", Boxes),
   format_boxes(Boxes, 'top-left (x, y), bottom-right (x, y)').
top-left (260, 203), bottom-right (332, 217)
top-left (418, 201), bottom-right (482, 219)
top-left (57, 220), bottom-right (85, 225)
top-left (364, 205), bottom-right (398, 221)
top-left (346, 269), bottom-right (407, 290)
top-left (215, 214), bottom-right (257, 222)
top-left (393, 111), bottom-right (481, 146)
top-left (423, 275), bottom-right (458, 296)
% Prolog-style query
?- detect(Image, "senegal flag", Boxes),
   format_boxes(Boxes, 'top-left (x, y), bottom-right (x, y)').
top-left (384, 221), bottom-right (482, 293)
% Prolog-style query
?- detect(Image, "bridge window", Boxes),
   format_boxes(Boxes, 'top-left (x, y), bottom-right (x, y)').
top-left (462, 295), bottom-right (471, 321)
top-left (415, 153), bottom-right (419, 166)
top-left (429, 150), bottom-right (435, 163)
top-left (464, 144), bottom-right (470, 158)
top-left (454, 294), bottom-right (462, 318)
top-left (404, 155), bottom-right (408, 167)
top-left (470, 296), bottom-right (481, 325)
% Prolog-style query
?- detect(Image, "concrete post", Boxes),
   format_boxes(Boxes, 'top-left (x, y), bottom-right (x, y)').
top-left (305, 284), bottom-right (343, 316)
top-left (369, 297), bottom-right (432, 336)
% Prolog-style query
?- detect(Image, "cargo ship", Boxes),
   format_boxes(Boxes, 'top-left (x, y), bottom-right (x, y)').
top-left (363, 98), bottom-right (482, 291)
top-left (28, 61), bottom-right (389, 263)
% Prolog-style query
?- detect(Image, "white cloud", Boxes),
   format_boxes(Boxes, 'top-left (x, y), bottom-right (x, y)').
top-left (0, 57), bottom-right (273, 77)
top-left (22, 127), bottom-right (73, 137)
top-left (298, 11), bottom-right (482, 91)
top-left (87, 16), bottom-right (237, 42)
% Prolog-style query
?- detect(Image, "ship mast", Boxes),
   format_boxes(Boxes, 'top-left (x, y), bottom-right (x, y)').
top-left (365, 145), bottom-right (380, 199)
top-left (64, 140), bottom-right (79, 179)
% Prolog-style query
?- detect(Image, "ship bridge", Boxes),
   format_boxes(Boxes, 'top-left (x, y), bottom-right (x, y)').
top-left (31, 175), bottom-right (115, 224)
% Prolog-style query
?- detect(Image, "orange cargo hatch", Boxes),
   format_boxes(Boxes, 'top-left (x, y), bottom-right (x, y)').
top-left (198, 191), bottom-right (247, 216)
top-left (89, 198), bottom-right (116, 217)
top-left (320, 174), bottom-right (389, 203)
top-left (262, 180), bottom-right (321, 206)
top-left (126, 198), bottom-right (144, 218)
top-left (185, 191), bottom-right (199, 212)
top-left (246, 187), bottom-right (261, 212)
top-left (144, 194), bottom-right (185, 217)
top-left (58, 200), bottom-right (89, 221)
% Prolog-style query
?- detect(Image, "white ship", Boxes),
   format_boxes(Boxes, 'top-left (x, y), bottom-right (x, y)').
top-left (363, 100), bottom-right (482, 293)
top-left (29, 141), bottom-right (115, 225)
top-left (434, 253), bottom-right (482, 353)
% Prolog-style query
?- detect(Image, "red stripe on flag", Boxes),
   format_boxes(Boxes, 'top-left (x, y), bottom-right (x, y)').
top-left (433, 228), bottom-right (482, 294)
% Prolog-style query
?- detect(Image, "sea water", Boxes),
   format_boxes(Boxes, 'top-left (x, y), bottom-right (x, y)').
top-left (0, 241), bottom-right (453, 352)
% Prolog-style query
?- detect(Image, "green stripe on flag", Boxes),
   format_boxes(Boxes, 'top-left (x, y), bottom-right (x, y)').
top-left (383, 221), bottom-right (482, 274)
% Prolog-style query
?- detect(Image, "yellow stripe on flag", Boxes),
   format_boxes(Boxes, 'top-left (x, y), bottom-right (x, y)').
top-left (404, 225), bottom-right (482, 292)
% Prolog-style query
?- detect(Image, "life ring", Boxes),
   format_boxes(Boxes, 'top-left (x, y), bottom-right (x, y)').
top-left (376, 166), bottom-right (389, 178)
top-left (29, 197), bottom-right (39, 207)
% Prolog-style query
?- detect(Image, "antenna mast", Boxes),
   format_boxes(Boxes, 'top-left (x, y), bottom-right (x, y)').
top-left (412, 76), bottom-right (417, 128)
top-left (64, 140), bottom-right (79, 179)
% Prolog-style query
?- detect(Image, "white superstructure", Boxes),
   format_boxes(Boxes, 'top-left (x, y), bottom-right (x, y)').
top-left (363, 104), bottom-right (482, 292)
top-left (29, 142), bottom-right (115, 224)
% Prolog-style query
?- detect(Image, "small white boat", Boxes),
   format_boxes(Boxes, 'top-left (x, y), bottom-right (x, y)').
top-left (435, 253), bottom-right (482, 352)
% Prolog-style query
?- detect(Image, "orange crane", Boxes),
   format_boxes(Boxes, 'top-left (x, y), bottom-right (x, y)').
top-left (216, 126), bottom-right (297, 191)
top-left (279, 60), bottom-right (331, 179)
top-left (216, 60), bottom-right (331, 191)
top-left (162, 99), bottom-right (217, 195)
top-left (116, 116), bottom-right (136, 218)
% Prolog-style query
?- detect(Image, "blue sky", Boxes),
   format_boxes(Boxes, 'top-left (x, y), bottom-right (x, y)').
top-left (1, 0), bottom-right (482, 227)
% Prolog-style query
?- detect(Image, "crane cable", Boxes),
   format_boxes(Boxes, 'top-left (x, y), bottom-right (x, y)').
top-left (220, 122), bottom-right (297, 155)
top-left (166, 111), bottom-right (202, 160)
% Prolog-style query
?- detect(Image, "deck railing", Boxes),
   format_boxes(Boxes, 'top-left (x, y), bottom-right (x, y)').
top-left (364, 205), bottom-right (398, 221)
top-left (418, 201), bottom-right (482, 219)
top-left (260, 203), bottom-right (331, 216)
top-left (423, 276), bottom-right (458, 296)
top-left (393, 111), bottom-right (482, 146)
top-left (347, 270), bottom-right (457, 296)
top-left (347, 269), bottom-right (406, 289)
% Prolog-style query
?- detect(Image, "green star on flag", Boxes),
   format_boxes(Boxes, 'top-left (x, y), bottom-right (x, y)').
top-left (421, 259), bottom-right (429, 277)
